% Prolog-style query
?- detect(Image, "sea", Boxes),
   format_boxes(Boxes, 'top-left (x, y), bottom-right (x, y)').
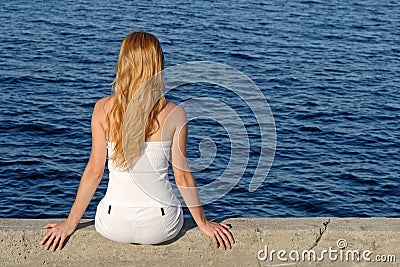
top-left (0, 0), bottom-right (399, 219)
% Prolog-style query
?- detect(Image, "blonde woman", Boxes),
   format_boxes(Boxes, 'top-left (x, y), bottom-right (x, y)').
top-left (40, 31), bottom-right (234, 251)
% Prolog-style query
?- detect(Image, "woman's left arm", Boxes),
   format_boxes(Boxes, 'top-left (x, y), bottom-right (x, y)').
top-left (40, 99), bottom-right (108, 251)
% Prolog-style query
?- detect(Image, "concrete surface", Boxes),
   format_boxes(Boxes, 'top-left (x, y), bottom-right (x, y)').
top-left (0, 218), bottom-right (399, 266)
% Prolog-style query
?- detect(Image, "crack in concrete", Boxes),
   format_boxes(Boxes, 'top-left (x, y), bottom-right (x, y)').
top-left (309, 219), bottom-right (330, 250)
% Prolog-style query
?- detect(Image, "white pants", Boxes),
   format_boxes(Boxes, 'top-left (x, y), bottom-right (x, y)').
top-left (94, 198), bottom-right (184, 244)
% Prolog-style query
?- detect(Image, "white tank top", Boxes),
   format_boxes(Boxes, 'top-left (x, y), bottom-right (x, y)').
top-left (103, 141), bottom-right (181, 207)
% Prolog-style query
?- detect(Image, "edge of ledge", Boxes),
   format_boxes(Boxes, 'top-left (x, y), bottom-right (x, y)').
top-left (1, 218), bottom-right (399, 266)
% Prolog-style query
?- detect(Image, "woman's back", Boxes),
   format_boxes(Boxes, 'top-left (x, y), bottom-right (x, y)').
top-left (105, 140), bottom-right (180, 207)
top-left (93, 98), bottom-right (185, 244)
top-left (101, 97), bottom-right (182, 206)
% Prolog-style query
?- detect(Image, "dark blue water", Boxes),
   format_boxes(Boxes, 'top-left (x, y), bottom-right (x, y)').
top-left (1, 0), bottom-right (399, 219)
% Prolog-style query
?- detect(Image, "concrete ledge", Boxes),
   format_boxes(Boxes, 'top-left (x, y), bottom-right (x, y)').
top-left (1, 218), bottom-right (399, 266)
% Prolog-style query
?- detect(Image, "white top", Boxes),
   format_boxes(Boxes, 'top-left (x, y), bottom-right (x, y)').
top-left (103, 141), bottom-right (181, 207)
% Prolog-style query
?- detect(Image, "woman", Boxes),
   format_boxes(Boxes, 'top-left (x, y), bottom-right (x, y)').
top-left (40, 31), bottom-right (234, 251)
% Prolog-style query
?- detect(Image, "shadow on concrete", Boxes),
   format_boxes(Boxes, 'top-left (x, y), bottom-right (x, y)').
top-left (156, 217), bottom-right (198, 245)
top-left (155, 216), bottom-right (233, 245)
top-left (76, 219), bottom-right (95, 231)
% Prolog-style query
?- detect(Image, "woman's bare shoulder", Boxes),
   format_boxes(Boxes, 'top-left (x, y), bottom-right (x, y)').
top-left (96, 96), bottom-right (113, 107)
top-left (92, 96), bottom-right (113, 123)
top-left (94, 96), bottom-right (113, 113)
top-left (165, 101), bottom-right (185, 115)
top-left (164, 101), bottom-right (186, 125)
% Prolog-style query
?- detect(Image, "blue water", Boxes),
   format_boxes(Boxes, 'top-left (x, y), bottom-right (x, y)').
top-left (1, 0), bottom-right (399, 219)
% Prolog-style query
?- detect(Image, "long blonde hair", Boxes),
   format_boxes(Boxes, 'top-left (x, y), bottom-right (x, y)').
top-left (105, 31), bottom-right (166, 170)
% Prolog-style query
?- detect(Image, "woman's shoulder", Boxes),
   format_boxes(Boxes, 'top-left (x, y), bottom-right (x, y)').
top-left (93, 96), bottom-right (113, 113)
top-left (165, 101), bottom-right (185, 115)
top-left (164, 101), bottom-right (186, 124)
top-left (96, 96), bottom-right (113, 108)
top-left (92, 96), bottom-right (113, 121)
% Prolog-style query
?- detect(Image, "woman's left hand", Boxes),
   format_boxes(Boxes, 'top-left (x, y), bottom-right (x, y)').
top-left (40, 220), bottom-right (77, 251)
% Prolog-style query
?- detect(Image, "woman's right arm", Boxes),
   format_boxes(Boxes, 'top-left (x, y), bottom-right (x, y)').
top-left (170, 105), bottom-right (235, 250)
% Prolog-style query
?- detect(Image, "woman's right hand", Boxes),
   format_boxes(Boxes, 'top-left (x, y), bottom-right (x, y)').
top-left (40, 220), bottom-right (77, 252)
top-left (198, 220), bottom-right (235, 250)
